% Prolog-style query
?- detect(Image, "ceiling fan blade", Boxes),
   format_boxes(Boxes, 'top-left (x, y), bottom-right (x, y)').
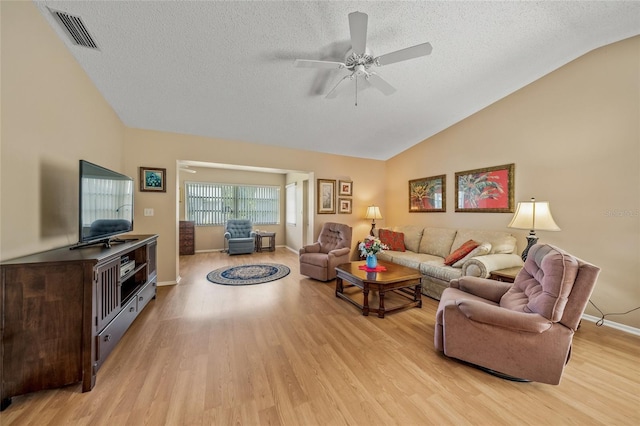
top-left (366, 72), bottom-right (396, 96)
top-left (325, 75), bottom-right (352, 99)
top-left (348, 11), bottom-right (368, 55)
top-left (294, 59), bottom-right (346, 69)
top-left (375, 42), bottom-right (433, 66)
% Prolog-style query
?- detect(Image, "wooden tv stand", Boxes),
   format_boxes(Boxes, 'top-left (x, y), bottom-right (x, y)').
top-left (0, 234), bottom-right (158, 411)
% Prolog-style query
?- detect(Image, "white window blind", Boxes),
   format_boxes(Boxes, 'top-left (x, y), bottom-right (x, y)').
top-left (81, 177), bottom-right (133, 226)
top-left (285, 183), bottom-right (296, 226)
top-left (185, 182), bottom-right (280, 226)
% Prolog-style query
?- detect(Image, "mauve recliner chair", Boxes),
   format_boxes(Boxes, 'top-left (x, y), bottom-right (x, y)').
top-left (435, 244), bottom-right (600, 384)
top-left (299, 222), bottom-right (352, 281)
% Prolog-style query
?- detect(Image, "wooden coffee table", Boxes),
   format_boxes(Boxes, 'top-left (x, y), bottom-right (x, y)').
top-left (335, 260), bottom-right (422, 318)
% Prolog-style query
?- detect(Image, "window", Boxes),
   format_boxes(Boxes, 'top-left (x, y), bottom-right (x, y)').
top-left (285, 183), bottom-right (296, 226)
top-left (185, 182), bottom-right (280, 225)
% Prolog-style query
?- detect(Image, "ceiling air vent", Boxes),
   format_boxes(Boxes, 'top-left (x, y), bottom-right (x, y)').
top-left (49, 8), bottom-right (99, 50)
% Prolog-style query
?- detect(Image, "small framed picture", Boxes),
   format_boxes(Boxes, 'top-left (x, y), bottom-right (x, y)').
top-left (338, 180), bottom-right (353, 196)
top-left (317, 179), bottom-right (336, 214)
top-left (140, 167), bottom-right (166, 192)
top-left (338, 198), bottom-right (352, 214)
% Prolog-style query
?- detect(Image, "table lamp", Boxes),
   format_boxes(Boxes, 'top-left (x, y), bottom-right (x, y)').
top-left (365, 206), bottom-right (383, 236)
top-left (508, 197), bottom-right (560, 261)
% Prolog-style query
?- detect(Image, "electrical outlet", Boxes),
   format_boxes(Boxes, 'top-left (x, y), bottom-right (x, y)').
top-left (144, 208), bottom-right (154, 216)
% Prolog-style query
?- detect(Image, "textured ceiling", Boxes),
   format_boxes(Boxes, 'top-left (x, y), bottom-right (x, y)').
top-left (34, 1), bottom-right (640, 160)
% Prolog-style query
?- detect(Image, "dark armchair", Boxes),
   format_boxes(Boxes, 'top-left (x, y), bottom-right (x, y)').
top-left (299, 222), bottom-right (352, 281)
top-left (434, 244), bottom-right (600, 384)
top-left (224, 219), bottom-right (256, 255)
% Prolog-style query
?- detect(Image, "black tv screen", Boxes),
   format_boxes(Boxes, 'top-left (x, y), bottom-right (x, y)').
top-left (78, 160), bottom-right (134, 245)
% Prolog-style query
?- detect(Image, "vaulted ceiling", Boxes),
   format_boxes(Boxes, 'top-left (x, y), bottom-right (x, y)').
top-left (34, 1), bottom-right (640, 160)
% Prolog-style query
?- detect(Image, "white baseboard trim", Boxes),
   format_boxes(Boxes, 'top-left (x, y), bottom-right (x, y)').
top-left (581, 314), bottom-right (640, 336)
top-left (194, 246), bottom-right (293, 254)
top-left (158, 276), bottom-right (180, 286)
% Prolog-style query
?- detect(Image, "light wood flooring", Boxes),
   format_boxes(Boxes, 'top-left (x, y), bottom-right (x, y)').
top-left (2, 248), bottom-right (639, 425)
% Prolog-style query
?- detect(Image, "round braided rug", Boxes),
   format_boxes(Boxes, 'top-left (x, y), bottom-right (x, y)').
top-left (206, 263), bottom-right (290, 286)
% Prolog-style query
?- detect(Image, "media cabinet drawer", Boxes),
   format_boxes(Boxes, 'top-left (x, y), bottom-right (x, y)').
top-left (136, 280), bottom-right (156, 313)
top-left (97, 296), bottom-right (137, 368)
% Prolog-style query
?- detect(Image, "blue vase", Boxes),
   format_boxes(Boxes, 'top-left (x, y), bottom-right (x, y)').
top-left (366, 253), bottom-right (378, 269)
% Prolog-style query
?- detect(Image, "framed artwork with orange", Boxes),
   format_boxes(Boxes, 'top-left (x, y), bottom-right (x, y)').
top-left (409, 174), bottom-right (446, 212)
top-left (455, 163), bottom-right (514, 213)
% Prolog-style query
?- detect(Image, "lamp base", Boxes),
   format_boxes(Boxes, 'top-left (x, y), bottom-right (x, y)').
top-left (521, 236), bottom-right (539, 261)
top-left (370, 223), bottom-right (376, 237)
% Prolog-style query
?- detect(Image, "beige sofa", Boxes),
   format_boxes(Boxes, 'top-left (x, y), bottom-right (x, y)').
top-left (375, 226), bottom-right (524, 300)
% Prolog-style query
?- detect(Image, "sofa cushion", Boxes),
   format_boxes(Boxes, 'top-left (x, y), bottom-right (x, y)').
top-left (491, 236), bottom-right (518, 254)
top-left (376, 251), bottom-right (393, 262)
top-left (379, 229), bottom-right (405, 252)
top-left (419, 262), bottom-right (463, 283)
top-left (419, 227), bottom-right (457, 258)
top-left (451, 229), bottom-right (516, 254)
top-left (452, 242), bottom-right (492, 268)
top-left (393, 226), bottom-right (424, 252)
top-left (380, 251), bottom-right (442, 270)
top-left (444, 240), bottom-right (479, 266)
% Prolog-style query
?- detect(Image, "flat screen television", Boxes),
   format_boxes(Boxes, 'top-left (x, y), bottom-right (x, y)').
top-left (75, 160), bottom-right (134, 249)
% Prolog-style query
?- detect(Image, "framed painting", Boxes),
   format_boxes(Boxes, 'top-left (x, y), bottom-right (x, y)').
top-left (338, 198), bottom-right (352, 214)
top-left (455, 163), bottom-right (515, 213)
top-left (338, 180), bottom-right (353, 196)
top-left (139, 167), bottom-right (166, 192)
top-left (317, 179), bottom-right (336, 214)
top-left (409, 174), bottom-right (446, 212)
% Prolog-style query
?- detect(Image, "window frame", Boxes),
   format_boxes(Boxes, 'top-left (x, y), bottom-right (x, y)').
top-left (185, 181), bottom-right (281, 226)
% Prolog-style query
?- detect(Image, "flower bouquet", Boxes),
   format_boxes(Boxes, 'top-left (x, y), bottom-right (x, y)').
top-left (358, 236), bottom-right (388, 257)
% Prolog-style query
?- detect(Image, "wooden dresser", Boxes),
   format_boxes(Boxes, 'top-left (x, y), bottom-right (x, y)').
top-left (0, 235), bottom-right (158, 410)
top-left (179, 221), bottom-right (195, 255)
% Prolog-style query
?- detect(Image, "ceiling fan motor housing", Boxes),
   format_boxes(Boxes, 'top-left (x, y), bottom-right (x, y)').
top-left (345, 50), bottom-right (374, 71)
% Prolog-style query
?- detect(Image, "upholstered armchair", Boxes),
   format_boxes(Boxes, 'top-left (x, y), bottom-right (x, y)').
top-left (299, 222), bottom-right (352, 281)
top-left (224, 219), bottom-right (256, 255)
top-left (435, 244), bottom-right (600, 385)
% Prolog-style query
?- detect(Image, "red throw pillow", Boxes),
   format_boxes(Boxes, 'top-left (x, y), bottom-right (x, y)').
top-left (379, 229), bottom-right (405, 252)
top-left (444, 239), bottom-right (480, 266)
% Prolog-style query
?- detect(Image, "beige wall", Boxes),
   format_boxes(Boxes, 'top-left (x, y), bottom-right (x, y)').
top-left (1, 1), bottom-right (125, 260)
top-left (386, 36), bottom-right (640, 328)
top-left (123, 128), bottom-right (386, 284)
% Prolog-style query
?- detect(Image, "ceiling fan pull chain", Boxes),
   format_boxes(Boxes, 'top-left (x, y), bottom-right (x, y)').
top-left (355, 76), bottom-right (358, 107)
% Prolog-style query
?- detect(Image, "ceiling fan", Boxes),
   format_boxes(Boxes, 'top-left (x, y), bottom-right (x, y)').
top-left (294, 11), bottom-right (432, 105)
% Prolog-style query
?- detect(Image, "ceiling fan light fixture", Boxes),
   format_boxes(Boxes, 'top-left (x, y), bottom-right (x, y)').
top-left (293, 11), bottom-right (432, 104)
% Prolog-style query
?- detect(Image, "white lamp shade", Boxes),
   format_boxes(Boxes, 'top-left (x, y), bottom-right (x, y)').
top-left (508, 200), bottom-right (560, 231)
top-left (364, 206), bottom-right (383, 220)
